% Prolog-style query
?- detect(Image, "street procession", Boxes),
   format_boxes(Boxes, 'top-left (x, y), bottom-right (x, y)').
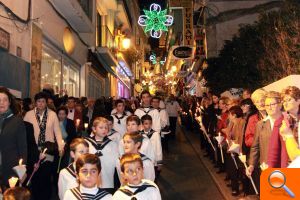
top-left (0, 0), bottom-right (299, 199)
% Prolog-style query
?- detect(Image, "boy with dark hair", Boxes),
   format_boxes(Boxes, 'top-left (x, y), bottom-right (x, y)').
top-left (105, 115), bottom-right (121, 143)
top-left (113, 153), bottom-right (161, 200)
top-left (116, 132), bottom-right (155, 182)
top-left (134, 91), bottom-right (161, 132)
top-left (140, 115), bottom-right (163, 172)
top-left (111, 99), bottom-right (130, 136)
top-left (118, 116), bottom-right (155, 162)
top-left (63, 153), bottom-right (112, 199)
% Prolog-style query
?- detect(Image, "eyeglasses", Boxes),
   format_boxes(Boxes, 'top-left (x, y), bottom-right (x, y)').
top-left (265, 102), bottom-right (279, 108)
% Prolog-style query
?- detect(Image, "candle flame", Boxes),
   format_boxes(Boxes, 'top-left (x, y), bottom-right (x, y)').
top-left (19, 159), bottom-right (23, 165)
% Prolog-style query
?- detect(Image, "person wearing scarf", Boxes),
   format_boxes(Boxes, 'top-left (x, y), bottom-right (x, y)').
top-left (0, 87), bottom-right (27, 190)
top-left (24, 92), bottom-right (64, 200)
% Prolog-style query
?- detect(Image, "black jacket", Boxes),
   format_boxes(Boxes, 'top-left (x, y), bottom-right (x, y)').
top-left (65, 118), bottom-right (77, 145)
top-left (0, 115), bottom-right (27, 186)
top-left (24, 121), bottom-right (39, 176)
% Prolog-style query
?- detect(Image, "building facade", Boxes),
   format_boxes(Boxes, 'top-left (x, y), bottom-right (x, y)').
top-left (0, 0), bottom-right (144, 98)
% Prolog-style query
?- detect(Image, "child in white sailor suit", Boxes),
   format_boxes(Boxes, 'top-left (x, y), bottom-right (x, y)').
top-left (113, 154), bottom-right (161, 200)
top-left (105, 115), bottom-right (122, 143)
top-left (152, 96), bottom-right (170, 152)
top-left (84, 117), bottom-right (119, 193)
top-left (141, 115), bottom-right (163, 168)
top-left (63, 154), bottom-right (112, 200)
top-left (58, 138), bottom-right (89, 200)
top-left (134, 91), bottom-right (161, 132)
top-left (111, 99), bottom-right (131, 137)
top-left (118, 115), bottom-right (155, 162)
top-left (116, 132), bottom-right (155, 182)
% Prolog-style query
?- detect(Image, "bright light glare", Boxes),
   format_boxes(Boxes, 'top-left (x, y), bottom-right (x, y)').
top-left (122, 38), bottom-right (131, 49)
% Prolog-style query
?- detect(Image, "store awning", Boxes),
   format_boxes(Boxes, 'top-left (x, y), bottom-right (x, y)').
top-left (95, 47), bottom-right (118, 76)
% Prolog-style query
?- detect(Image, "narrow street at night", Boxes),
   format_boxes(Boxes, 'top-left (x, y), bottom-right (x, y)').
top-left (158, 125), bottom-right (224, 200)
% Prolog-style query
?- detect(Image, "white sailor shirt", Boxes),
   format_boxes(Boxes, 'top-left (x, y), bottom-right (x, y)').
top-left (107, 129), bottom-right (122, 144)
top-left (85, 136), bottom-right (119, 189)
top-left (134, 107), bottom-right (161, 132)
top-left (111, 109), bottom-right (132, 116)
top-left (63, 185), bottom-right (112, 200)
top-left (112, 179), bottom-right (161, 200)
top-left (58, 163), bottom-right (78, 200)
top-left (118, 134), bottom-right (155, 163)
top-left (116, 153), bottom-right (155, 182)
top-left (111, 113), bottom-right (128, 137)
top-left (141, 129), bottom-right (163, 166)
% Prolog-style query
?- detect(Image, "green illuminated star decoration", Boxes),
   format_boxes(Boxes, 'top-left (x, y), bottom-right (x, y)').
top-left (138, 3), bottom-right (174, 38)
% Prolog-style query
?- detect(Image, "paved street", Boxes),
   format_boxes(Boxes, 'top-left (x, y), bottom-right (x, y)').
top-left (157, 126), bottom-right (224, 200)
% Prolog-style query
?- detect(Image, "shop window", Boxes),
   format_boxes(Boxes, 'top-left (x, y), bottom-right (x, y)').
top-left (41, 48), bottom-right (80, 97)
top-left (64, 64), bottom-right (79, 97)
top-left (41, 51), bottom-right (62, 94)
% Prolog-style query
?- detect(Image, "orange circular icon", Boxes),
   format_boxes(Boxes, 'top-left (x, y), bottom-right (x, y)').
top-left (268, 170), bottom-right (286, 188)
top-left (268, 170), bottom-right (295, 198)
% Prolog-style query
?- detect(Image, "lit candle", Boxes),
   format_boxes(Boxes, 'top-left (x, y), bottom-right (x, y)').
top-left (8, 177), bottom-right (19, 188)
top-left (260, 162), bottom-right (269, 171)
top-left (19, 158), bottom-right (23, 166)
top-left (13, 159), bottom-right (26, 182)
top-left (84, 123), bottom-right (88, 129)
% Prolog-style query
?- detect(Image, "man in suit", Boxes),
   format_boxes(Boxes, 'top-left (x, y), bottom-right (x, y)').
top-left (67, 97), bottom-right (77, 121)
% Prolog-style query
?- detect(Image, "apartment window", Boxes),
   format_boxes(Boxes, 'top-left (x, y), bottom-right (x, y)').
top-left (97, 13), bottom-right (102, 46)
top-left (78, 0), bottom-right (93, 20)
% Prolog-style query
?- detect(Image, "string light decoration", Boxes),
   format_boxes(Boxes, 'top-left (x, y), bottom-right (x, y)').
top-left (149, 53), bottom-right (157, 64)
top-left (138, 3), bottom-right (174, 38)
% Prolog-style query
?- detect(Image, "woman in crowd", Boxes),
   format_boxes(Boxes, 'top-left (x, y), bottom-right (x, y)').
top-left (240, 98), bottom-right (258, 195)
top-left (56, 106), bottom-right (77, 169)
top-left (280, 86), bottom-right (300, 161)
top-left (24, 92), bottom-right (64, 200)
top-left (227, 106), bottom-right (245, 196)
top-left (0, 87), bottom-right (27, 190)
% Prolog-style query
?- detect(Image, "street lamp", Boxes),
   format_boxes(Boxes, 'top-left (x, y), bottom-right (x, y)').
top-left (122, 38), bottom-right (131, 49)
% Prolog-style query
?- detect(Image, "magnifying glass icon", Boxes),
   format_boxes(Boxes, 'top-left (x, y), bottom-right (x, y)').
top-left (268, 170), bottom-right (295, 198)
